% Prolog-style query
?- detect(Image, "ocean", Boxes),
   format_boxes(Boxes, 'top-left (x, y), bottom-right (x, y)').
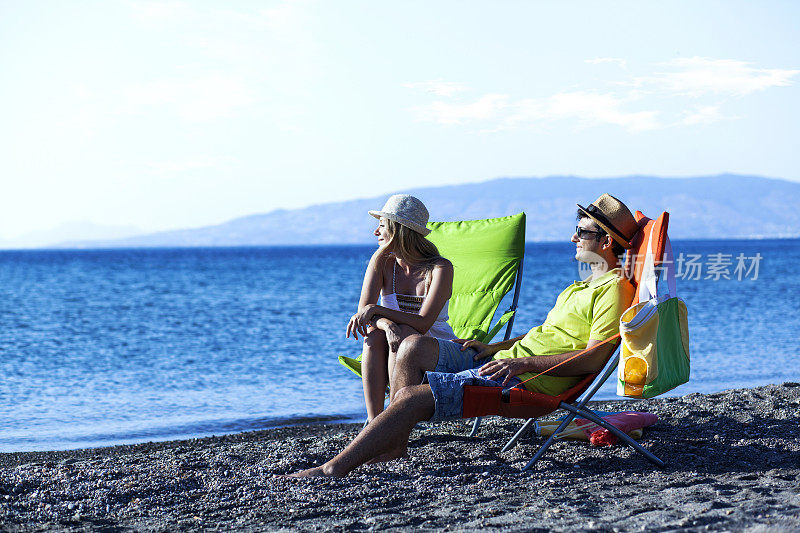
top-left (0, 239), bottom-right (797, 452)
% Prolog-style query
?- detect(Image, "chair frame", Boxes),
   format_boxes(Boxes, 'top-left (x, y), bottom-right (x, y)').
top-left (466, 257), bottom-right (524, 437)
top-left (501, 340), bottom-right (665, 470)
top-left (497, 212), bottom-right (670, 470)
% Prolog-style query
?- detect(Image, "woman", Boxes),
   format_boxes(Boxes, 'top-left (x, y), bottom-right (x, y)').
top-left (347, 194), bottom-right (456, 422)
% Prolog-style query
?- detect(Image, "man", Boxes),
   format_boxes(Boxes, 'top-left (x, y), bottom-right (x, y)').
top-left (289, 194), bottom-right (637, 478)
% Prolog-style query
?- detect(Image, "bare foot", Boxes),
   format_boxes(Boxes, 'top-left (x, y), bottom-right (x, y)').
top-left (288, 466), bottom-right (326, 478)
top-left (281, 466), bottom-right (337, 478)
top-left (365, 447), bottom-right (409, 465)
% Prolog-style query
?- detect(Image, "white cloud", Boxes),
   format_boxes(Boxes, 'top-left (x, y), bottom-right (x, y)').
top-left (408, 56), bottom-right (798, 133)
top-left (681, 105), bottom-right (725, 126)
top-left (631, 57), bottom-right (799, 97)
top-left (542, 92), bottom-right (659, 131)
top-left (415, 92), bottom-right (659, 132)
top-left (128, 1), bottom-right (191, 22)
top-left (404, 80), bottom-right (468, 97)
top-left (260, 1), bottom-right (305, 33)
top-left (147, 156), bottom-right (233, 175)
top-left (122, 76), bottom-right (257, 121)
top-left (585, 57), bottom-right (628, 69)
top-left (418, 94), bottom-right (508, 124)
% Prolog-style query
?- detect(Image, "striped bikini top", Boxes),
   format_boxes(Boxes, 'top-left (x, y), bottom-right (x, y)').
top-left (380, 261), bottom-right (456, 340)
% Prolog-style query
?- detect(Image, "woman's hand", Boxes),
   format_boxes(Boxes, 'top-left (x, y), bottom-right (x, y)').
top-left (454, 338), bottom-right (496, 361)
top-left (478, 358), bottom-right (530, 386)
top-left (346, 304), bottom-right (376, 340)
top-left (384, 322), bottom-right (403, 352)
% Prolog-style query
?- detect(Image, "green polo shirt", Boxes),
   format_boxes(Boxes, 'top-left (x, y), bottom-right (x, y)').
top-left (493, 268), bottom-right (634, 395)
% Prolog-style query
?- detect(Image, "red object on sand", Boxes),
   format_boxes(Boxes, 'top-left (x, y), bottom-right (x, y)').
top-left (574, 411), bottom-right (658, 447)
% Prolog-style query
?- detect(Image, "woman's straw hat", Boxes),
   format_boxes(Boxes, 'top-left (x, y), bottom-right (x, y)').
top-left (577, 194), bottom-right (638, 249)
top-left (369, 194), bottom-right (431, 236)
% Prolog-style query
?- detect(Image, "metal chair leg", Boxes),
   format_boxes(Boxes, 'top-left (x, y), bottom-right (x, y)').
top-left (467, 417), bottom-right (482, 437)
top-left (501, 418), bottom-right (535, 453)
top-left (520, 411), bottom-right (581, 471)
top-left (560, 403), bottom-right (664, 467)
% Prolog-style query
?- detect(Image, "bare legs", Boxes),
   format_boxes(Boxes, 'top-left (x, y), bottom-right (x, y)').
top-left (361, 325), bottom-right (419, 421)
top-left (361, 329), bottom-right (389, 421)
top-left (288, 335), bottom-right (446, 478)
top-left (289, 384), bottom-right (436, 478)
top-left (389, 334), bottom-right (441, 402)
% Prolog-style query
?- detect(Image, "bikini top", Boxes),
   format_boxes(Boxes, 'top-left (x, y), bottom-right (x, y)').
top-left (380, 261), bottom-right (450, 324)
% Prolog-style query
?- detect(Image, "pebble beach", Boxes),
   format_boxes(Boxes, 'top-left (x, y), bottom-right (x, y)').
top-left (1, 382), bottom-right (798, 532)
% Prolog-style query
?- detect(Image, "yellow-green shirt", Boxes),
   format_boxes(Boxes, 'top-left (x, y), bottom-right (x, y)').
top-left (493, 268), bottom-right (634, 395)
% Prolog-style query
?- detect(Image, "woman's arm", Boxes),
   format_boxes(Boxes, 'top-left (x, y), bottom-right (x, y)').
top-left (372, 317), bottom-right (408, 352)
top-left (346, 252), bottom-right (385, 339)
top-left (357, 251), bottom-right (384, 309)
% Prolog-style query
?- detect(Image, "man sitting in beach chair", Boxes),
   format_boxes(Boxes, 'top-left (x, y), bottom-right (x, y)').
top-left (289, 194), bottom-right (637, 478)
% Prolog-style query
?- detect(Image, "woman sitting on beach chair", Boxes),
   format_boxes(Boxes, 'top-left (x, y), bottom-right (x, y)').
top-left (347, 194), bottom-right (457, 422)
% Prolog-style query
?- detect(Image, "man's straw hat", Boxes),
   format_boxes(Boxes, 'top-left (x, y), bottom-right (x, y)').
top-left (369, 194), bottom-right (431, 236)
top-left (577, 194), bottom-right (637, 249)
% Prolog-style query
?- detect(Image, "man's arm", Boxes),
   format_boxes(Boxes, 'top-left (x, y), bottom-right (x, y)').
top-left (478, 338), bottom-right (618, 385)
top-left (455, 334), bottom-right (527, 361)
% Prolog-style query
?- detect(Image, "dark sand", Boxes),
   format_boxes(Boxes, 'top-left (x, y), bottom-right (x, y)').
top-left (1, 383), bottom-right (798, 532)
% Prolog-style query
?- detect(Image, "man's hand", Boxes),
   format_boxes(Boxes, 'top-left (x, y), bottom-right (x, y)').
top-left (478, 358), bottom-right (530, 386)
top-left (454, 338), bottom-right (497, 361)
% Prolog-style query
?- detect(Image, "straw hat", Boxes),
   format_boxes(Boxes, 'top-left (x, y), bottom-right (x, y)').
top-left (577, 194), bottom-right (637, 249)
top-left (369, 194), bottom-right (431, 236)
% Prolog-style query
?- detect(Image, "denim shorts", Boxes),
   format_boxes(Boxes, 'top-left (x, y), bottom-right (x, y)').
top-left (433, 339), bottom-right (485, 374)
top-left (427, 339), bottom-right (522, 422)
top-left (426, 368), bottom-right (522, 422)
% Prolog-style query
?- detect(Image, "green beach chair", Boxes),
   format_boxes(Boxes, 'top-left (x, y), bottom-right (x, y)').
top-left (338, 213), bottom-right (526, 434)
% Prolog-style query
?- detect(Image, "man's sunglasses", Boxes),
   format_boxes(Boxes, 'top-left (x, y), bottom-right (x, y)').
top-left (575, 226), bottom-right (606, 241)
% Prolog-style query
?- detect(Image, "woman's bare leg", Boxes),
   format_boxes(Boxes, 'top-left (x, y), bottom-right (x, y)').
top-left (361, 328), bottom-right (389, 421)
top-left (387, 324), bottom-right (419, 387)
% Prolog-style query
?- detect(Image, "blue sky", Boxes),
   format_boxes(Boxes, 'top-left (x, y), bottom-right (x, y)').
top-left (1, 1), bottom-right (798, 242)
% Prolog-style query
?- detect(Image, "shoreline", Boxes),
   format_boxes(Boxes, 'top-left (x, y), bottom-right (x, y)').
top-left (1, 382), bottom-right (798, 531)
top-left (3, 383), bottom-right (780, 456)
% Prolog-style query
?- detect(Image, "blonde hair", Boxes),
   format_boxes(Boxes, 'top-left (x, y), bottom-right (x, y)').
top-left (374, 218), bottom-right (443, 284)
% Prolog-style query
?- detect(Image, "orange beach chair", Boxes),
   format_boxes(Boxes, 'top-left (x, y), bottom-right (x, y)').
top-left (461, 211), bottom-right (671, 470)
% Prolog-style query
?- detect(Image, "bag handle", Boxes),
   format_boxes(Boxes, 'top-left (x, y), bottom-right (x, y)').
top-left (642, 234), bottom-right (677, 301)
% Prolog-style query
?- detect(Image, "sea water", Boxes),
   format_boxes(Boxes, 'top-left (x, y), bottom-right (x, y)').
top-left (0, 240), bottom-right (797, 451)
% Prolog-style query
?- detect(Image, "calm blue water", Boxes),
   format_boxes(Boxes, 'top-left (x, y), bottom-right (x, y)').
top-left (0, 240), bottom-right (797, 452)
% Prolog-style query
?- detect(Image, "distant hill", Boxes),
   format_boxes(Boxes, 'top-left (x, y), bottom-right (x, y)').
top-left (56, 174), bottom-right (800, 248)
top-left (1, 221), bottom-right (143, 249)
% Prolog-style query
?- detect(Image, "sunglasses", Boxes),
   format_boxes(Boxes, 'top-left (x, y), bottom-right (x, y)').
top-left (575, 226), bottom-right (606, 240)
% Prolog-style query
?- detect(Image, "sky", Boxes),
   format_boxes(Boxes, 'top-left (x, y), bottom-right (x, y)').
top-left (1, 0), bottom-right (798, 242)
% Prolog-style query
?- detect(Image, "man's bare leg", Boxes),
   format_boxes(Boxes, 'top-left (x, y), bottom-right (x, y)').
top-left (361, 328), bottom-right (390, 421)
top-left (389, 335), bottom-right (440, 402)
top-left (288, 384), bottom-right (436, 478)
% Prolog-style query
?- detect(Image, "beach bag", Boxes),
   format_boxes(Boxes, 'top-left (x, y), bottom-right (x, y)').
top-left (618, 238), bottom-right (690, 398)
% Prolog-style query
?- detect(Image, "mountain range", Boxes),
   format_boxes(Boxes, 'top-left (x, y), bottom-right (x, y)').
top-left (0, 221), bottom-right (143, 249)
top-left (46, 174), bottom-right (800, 248)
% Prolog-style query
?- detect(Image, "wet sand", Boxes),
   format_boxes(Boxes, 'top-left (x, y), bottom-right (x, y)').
top-left (1, 382), bottom-right (798, 532)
